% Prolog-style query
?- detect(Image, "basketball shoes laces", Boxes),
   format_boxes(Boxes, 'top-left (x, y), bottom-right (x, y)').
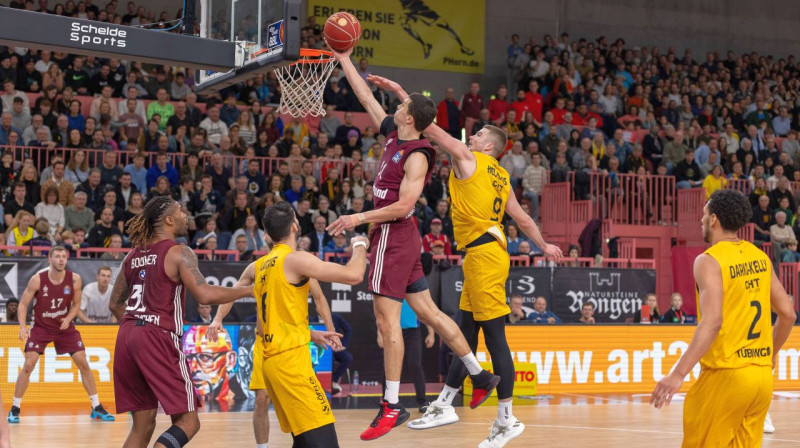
top-left (478, 418), bottom-right (525, 448)
top-left (407, 401), bottom-right (459, 429)
top-left (360, 400), bottom-right (410, 441)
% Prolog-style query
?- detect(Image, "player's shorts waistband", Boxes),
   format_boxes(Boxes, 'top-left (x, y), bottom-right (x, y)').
top-left (466, 232), bottom-right (497, 249)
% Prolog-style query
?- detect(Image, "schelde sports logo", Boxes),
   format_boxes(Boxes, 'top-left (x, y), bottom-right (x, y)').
top-left (69, 22), bottom-right (127, 48)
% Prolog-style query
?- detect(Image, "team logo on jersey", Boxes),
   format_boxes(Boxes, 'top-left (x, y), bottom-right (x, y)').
top-left (63, 287), bottom-right (71, 296)
top-left (139, 270), bottom-right (146, 280)
top-left (28, 342), bottom-right (32, 347)
top-left (387, 138), bottom-right (394, 146)
top-left (392, 150), bottom-right (404, 163)
top-left (42, 286), bottom-right (48, 296)
top-left (78, 341), bottom-right (83, 347)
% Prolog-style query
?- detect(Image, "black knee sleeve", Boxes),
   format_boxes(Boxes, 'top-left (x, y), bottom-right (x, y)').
top-left (156, 425), bottom-right (189, 448)
top-left (481, 316), bottom-right (515, 400)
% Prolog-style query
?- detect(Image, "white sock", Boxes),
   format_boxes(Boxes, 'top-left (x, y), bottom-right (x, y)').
top-left (257, 444), bottom-right (269, 448)
top-left (384, 381), bottom-right (400, 404)
top-left (435, 385), bottom-right (459, 407)
top-left (498, 401), bottom-right (513, 425)
top-left (89, 394), bottom-right (100, 408)
top-left (460, 353), bottom-right (483, 376)
top-left (12, 397), bottom-right (21, 408)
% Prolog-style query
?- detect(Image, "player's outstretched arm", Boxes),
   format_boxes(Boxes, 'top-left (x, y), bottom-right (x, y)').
top-left (327, 152), bottom-right (428, 235)
top-left (176, 246), bottom-right (253, 305)
top-left (208, 262), bottom-right (256, 341)
top-left (309, 279), bottom-right (342, 350)
top-left (651, 254), bottom-right (723, 409)
top-left (328, 46), bottom-right (387, 128)
top-left (310, 279), bottom-right (335, 332)
top-left (367, 74), bottom-right (409, 102)
top-left (505, 192), bottom-right (562, 261)
top-left (284, 236), bottom-right (369, 285)
top-left (17, 275), bottom-right (39, 341)
top-left (770, 269), bottom-right (796, 366)
top-left (423, 120), bottom-right (476, 176)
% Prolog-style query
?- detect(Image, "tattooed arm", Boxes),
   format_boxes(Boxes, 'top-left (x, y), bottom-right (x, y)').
top-left (109, 263), bottom-right (130, 323)
top-left (175, 245), bottom-right (253, 305)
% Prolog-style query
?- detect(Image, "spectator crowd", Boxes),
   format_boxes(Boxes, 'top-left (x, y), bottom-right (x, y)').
top-left (5, 1), bottom-right (800, 271)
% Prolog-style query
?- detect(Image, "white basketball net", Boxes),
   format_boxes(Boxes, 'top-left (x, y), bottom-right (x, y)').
top-left (275, 52), bottom-right (337, 118)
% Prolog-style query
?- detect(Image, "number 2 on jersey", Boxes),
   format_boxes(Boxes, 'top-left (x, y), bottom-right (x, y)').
top-left (747, 300), bottom-right (762, 340)
top-left (126, 284), bottom-right (146, 312)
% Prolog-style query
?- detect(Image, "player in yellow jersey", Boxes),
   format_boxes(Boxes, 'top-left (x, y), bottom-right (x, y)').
top-left (650, 189), bottom-right (795, 447)
top-left (367, 75), bottom-right (562, 447)
top-left (208, 237), bottom-right (340, 448)
top-left (248, 202), bottom-right (369, 447)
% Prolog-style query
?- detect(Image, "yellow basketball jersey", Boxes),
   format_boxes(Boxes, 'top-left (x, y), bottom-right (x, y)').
top-left (448, 152), bottom-right (510, 250)
top-left (253, 244), bottom-right (311, 358)
top-left (699, 240), bottom-right (772, 370)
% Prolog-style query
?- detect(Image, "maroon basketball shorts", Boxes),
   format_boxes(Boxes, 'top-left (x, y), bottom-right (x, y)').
top-left (113, 320), bottom-right (201, 415)
top-left (368, 219), bottom-right (428, 301)
top-left (25, 326), bottom-right (85, 355)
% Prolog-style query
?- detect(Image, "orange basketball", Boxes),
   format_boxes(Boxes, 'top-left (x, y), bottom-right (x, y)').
top-left (323, 12), bottom-right (361, 53)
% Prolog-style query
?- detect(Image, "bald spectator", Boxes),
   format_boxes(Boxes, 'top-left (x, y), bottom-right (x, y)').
top-left (527, 297), bottom-right (561, 324)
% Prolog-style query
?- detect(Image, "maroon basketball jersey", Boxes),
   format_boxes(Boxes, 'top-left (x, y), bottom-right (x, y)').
top-left (374, 116), bottom-right (436, 219)
top-left (121, 239), bottom-right (186, 335)
top-left (32, 270), bottom-right (75, 333)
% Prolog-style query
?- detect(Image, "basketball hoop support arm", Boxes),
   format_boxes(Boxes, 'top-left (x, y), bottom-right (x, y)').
top-left (0, 7), bottom-right (235, 72)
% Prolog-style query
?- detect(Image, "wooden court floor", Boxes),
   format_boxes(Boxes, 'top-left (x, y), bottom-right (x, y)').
top-left (9, 394), bottom-right (800, 447)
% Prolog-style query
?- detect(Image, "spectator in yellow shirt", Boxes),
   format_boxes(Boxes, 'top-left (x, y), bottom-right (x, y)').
top-left (702, 165), bottom-right (727, 199)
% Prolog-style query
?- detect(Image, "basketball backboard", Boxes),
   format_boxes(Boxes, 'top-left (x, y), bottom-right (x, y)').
top-left (196, 0), bottom-right (301, 93)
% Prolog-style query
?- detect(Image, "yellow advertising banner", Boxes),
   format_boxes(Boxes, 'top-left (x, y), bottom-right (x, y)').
top-left (463, 361), bottom-right (537, 398)
top-left (0, 325), bottom-right (118, 407)
top-left (307, 0), bottom-right (485, 74)
top-left (5, 325), bottom-right (800, 408)
top-left (475, 326), bottom-right (800, 395)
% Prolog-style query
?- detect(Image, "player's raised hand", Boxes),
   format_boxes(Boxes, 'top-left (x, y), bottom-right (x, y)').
top-left (649, 370), bottom-right (684, 409)
top-left (327, 214), bottom-right (360, 236)
top-left (207, 320), bottom-right (223, 342)
top-left (543, 244), bottom-right (563, 262)
top-left (367, 74), bottom-right (399, 92)
top-left (324, 38), bottom-right (353, 60)
top-left (311, 330), bottom-right (344, 350)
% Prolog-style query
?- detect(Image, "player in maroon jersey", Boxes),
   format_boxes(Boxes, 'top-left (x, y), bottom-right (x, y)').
top-left (109, 196), bottom-right (252, 448)
top-left (9, 246), bottom-right (115, 424)
top-left (326, 46), bottom-right (500, 441)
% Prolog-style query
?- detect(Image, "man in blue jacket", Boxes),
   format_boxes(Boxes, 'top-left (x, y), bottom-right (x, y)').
top-left (527, 296), bottom-right (562, 324)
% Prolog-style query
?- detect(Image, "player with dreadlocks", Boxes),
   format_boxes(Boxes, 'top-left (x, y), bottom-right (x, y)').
top-left (109, 196), bottom-right (253, 448)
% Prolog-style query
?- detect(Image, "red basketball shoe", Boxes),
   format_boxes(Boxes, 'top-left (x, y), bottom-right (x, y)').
top-left (360, 400), bottom-right (410, 441)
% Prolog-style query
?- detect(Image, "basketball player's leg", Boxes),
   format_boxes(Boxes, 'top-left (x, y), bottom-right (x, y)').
top-left (408, 311), bottom-right (478, 429)
top-left (731, 366), bottom-right (772, 447)
top-left (12, 351), bottom-right (40, 402)
top-left (291, 423), bottom-right (339, 448)
top-left (151, 411), bottom-right (200, 448)
top-left (63, 330), bottom-right (114, 420)
top-left (253, 390), bottom-right (271, 446)
top-left (374, 296), bottom-right (404, 385)
top-left (249, 337), bottom-right (270, 447)
top-left (124, 409), bottom-right (158, 448)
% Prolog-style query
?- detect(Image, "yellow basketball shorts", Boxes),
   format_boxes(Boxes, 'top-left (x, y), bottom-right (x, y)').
top-left (262, 345), bottom-right (335, 435)
top-left (682, 365), bottom-right (773, 448)
top-left (460, 241), bottom-right (511, 321)
top-left (249, 336), bottom-right (265, 390)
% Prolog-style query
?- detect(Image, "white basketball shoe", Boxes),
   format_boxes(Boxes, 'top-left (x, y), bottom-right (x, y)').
top-left (477, 418), bottom-right (525, 448)
top-left (764, 412), bottom-right (775, 434)
top-left (406, 402), bottom-right (459, 429)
